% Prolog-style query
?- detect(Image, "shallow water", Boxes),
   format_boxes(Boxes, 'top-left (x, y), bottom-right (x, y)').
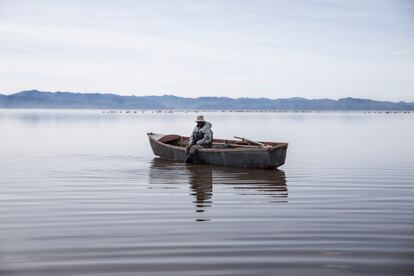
top-left (0, 109), bottom-right (413, 275)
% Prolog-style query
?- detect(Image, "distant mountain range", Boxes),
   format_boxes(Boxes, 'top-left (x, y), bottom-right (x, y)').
top-left (0, 90), bottom-right (413, 110)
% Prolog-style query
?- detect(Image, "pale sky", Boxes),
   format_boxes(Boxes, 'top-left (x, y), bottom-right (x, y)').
top-left (0, 0), bottom-right (413, 100)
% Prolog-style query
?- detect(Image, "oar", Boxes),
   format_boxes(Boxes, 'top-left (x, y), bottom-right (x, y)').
top-left (234, 136), bottom-right (266, 147)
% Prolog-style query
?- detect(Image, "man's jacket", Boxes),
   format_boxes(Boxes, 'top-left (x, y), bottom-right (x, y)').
top-left (189, 121), bottom-right (213, 146)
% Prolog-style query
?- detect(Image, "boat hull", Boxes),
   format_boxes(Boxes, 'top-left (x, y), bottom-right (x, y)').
top-left (148, 133), bottom-right (288, 169)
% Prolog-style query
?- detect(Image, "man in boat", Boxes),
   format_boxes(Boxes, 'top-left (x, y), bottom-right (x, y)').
top-left (185, 115), bottom-right (213, 163)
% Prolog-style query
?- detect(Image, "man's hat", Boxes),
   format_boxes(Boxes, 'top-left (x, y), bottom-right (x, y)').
top-left (195, 115), bottom-right (206, 122)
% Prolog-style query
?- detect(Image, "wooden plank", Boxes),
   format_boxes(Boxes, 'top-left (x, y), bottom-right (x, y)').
top-left (234, 136), bottom-right (266, 147)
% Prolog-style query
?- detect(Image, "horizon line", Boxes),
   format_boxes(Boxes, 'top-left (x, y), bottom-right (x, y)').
top-left (1, 89), bottom-right (413, 104)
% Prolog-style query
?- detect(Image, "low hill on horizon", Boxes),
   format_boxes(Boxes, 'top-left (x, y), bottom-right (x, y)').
top-left (0, 90), bottom-right (413, 110)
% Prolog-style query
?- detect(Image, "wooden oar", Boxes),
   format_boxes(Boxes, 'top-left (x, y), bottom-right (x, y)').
top-left (234, 136), bottom-right (266, 147)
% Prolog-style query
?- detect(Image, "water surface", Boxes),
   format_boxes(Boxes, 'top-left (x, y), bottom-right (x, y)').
top-left (0, 109), bottom-right (413, 275)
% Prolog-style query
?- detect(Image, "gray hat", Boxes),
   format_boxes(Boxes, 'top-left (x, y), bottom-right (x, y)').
top-left (195, 115), bottom-right (206, 122)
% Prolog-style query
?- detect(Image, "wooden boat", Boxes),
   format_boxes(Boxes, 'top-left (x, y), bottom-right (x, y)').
top-left (147, 132), bottom-right (288, 169)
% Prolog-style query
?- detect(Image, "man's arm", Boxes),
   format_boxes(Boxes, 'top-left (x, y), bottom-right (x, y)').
top-left (188, 128), bottom-right (195, 145)
top-left (186, 129), bottom-right (196, 154)
top-left (196, 129), bottom-right (213, 145)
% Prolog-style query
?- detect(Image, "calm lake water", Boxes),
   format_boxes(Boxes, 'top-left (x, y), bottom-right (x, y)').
top-left (0, 109), bottom-right (413, 276)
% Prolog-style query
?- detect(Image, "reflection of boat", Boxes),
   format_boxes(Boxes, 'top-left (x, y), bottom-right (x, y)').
top-left (147, 133), bottom-right (288, 169)
top-left (211, 166), bottom-right (287, 198)
top-left (149, 158), bottom-right (287, 215)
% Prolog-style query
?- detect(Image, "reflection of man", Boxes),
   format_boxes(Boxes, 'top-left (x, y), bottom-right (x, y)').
top-left (189, 166), bottom-right (213, 214)
top-left (185, 115), bottom-right (213, 163)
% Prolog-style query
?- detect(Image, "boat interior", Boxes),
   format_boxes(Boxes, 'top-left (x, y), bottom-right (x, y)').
top-left (158, 134), bottom-right (286, 149)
